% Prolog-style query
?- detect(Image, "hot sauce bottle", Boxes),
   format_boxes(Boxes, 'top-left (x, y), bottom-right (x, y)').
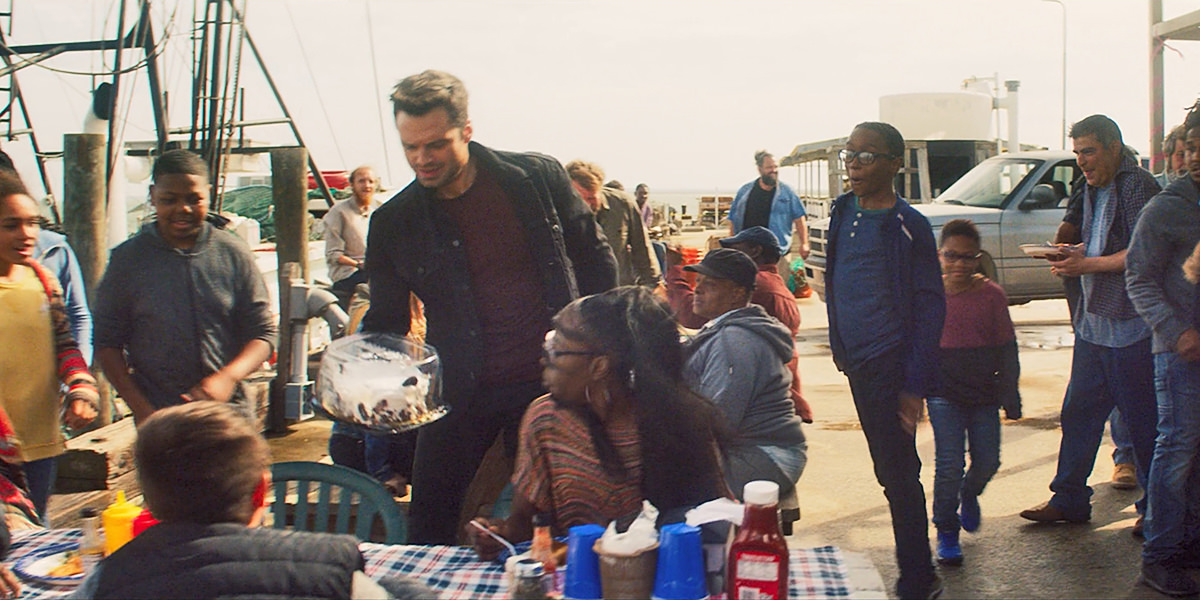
top-left (727, 481), bottom-right (789, 599)
top-left (529, 512), bottom-right (558, 595)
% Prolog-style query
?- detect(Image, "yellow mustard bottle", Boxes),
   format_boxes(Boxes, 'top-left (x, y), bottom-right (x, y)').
top-left (101, 491), bottom-right (141, 556)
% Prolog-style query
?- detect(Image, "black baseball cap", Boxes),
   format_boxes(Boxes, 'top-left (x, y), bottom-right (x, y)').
top-left (720, 226), bottom-right (782, 255)
top-left (684, 248), bottom-right (758, 290)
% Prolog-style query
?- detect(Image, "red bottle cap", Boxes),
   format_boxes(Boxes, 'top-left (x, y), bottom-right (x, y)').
top-left (132, 508), bottom-right (159, 536)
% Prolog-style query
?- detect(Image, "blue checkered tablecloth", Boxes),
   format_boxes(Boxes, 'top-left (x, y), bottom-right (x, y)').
top-left (7, 528), bottom-right (851, 599)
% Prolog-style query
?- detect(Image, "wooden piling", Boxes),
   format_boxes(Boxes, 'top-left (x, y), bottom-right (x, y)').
top-left (269, 148), bottom-right (308, 432)
top-left (61, 134), bottom-right (107, 308)
top-left (63, 133), bottom-right (113, 425)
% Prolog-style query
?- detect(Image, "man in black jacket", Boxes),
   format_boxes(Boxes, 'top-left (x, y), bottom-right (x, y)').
top-left (363, 70), bottom-right (617, 544)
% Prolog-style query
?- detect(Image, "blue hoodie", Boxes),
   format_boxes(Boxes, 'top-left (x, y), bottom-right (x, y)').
top-left (825, 192), bottom-right (945, 398)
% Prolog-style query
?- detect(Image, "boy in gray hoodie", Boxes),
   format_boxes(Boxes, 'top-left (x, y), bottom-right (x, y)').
top-left (94, 150), bottom-right (276, 426)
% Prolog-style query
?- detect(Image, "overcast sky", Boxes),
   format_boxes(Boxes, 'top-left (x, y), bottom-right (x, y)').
top-left (6, 0), bottom-right (1200, 197)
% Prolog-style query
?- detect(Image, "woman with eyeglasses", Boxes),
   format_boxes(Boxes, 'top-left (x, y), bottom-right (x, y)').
top-left (927, 219), bottom-right (1020, 567)
top-left (466, 286), bottom-right (728, 559)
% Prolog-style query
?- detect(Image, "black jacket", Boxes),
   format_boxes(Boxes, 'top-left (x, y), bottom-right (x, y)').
top-left (362, 142), bottom-right (618, 396)
top-left (79, 522), bottom-right (362, 599)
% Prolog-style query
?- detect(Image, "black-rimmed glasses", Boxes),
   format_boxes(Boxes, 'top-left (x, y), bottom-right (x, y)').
top-left (939, 250), bottom-right (982, 263)
top-left (839, 149), bottom-right (898, 166)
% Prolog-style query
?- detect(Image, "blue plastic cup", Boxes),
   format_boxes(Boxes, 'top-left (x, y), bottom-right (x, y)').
top-left (652, 523), bottom-right (708, 600)
top-left (563, 524), bottom-right (605, 600)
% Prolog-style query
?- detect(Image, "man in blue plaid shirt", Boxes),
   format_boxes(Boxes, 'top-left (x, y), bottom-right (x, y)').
top-left (1020, 115), bottom-right (1160, 536)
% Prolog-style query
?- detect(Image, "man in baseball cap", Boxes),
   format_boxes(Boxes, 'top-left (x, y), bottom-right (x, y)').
top-left (718, 227), bottom-right (812, 423)
top-left (681, 247), bottom-right (807, 504)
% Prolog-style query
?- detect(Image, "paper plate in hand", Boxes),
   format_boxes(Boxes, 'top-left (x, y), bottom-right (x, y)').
top-left (1020, 244), bottom-right (1068, 258)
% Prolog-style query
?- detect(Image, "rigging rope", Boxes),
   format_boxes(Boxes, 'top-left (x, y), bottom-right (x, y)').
top-left (283, 0), bottom-right (346, 169)
top-left (364, 0), bottom-right (394, 183)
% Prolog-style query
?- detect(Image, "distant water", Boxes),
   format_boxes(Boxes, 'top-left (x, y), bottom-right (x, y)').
top-left (645, 189), bottom-right (736, 220)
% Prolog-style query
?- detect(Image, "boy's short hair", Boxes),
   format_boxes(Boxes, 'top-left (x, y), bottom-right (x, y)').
top-left (151, 149), bottom-right (210, 183)
top-left (853, 122), bottom-right (906, 158)
top-left (940, 218), bottom-right (981, 247)
top-left (390, 69), bottom-right (470, 127)
top-left (136, 402), bottom-right (271, 525)
top-left (1069, 114), bottom-right (1124, 149)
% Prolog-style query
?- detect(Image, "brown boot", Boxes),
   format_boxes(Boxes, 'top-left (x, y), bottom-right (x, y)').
top-left (1019, 501), bottom-right (1089, 523)
top-left (1112, 463), bottom-right (1138, 490)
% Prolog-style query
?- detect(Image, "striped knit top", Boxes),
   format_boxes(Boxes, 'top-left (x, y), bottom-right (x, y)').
top-left (513, 394), bottom-right (643, 530)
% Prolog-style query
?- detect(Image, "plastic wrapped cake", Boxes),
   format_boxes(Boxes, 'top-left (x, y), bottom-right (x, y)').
top-left (316, 332), bottom-right (447, 433)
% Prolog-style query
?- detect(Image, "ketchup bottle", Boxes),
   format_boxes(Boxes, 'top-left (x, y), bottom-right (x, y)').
top-left (727, 481), bottom-right (789, 599)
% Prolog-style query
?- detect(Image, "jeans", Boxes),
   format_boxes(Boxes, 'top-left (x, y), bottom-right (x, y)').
top-left (1110, 407), bottom-right (1135, 467)
top-left (1049, 336), bottom-right (1157, 517)
top-left (1143, 352), bottom-right (1200, 563)
top-left (407, 379), bottom-right (544, 545)
top-left (24, 456), bottom-right (57, 525)
top-left (845, 348), bottom-right (935, 598)
top-left (331, 270), bottom-right (368, 311)
top-left (927, 397), bottom-right (1001, 533)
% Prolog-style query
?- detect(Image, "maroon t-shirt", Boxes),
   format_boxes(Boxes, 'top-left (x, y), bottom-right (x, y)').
top-left (939, 279), bottom-right (1015, 349)
top-left (440, 168), bottom-right (551, 385)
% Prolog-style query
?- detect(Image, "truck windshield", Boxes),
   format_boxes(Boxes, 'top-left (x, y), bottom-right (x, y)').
top-left (933, 157), bottom-right (1044, 209)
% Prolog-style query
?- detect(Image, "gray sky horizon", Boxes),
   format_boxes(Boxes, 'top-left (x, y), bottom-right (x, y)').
top-left (5, 0), bottom-right (1199, 199)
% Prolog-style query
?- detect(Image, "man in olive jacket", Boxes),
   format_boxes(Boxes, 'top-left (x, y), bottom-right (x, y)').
top-left (363, 70), bottom-right (617, 544)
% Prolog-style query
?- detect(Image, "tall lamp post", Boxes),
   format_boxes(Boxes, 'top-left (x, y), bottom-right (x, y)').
top-left (1042, 0), bottom-right (1067, 149)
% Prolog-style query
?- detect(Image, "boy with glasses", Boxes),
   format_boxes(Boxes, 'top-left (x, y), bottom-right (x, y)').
top-left (927, 219), bottom-right (1020, 567)
top-left (825, 122), bottom-right (946, 600)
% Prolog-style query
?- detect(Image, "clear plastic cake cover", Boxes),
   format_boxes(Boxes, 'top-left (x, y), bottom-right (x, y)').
top-left (315, 332), bottom-right (448, 433)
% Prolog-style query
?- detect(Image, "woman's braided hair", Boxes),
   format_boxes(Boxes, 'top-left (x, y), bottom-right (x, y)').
top-left (566, 286), bottom-right (728, 510)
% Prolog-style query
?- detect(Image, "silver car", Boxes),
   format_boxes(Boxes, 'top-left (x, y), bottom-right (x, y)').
top-left (806, 150), bottom-right (1079, 304)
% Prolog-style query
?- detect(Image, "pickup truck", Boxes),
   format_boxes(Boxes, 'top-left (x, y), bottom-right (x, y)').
top-left (805, 150), bottom-right (1080, 305)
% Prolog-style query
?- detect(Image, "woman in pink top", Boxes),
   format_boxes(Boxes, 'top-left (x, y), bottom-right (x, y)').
top-left (928, 219), bottom-right (1021, 567)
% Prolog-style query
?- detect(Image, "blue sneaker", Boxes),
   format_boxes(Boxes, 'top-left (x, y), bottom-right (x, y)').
top-left (936, 531), bottom-right (963, 566)
top-left (960, 493), bottom-right (981, 533)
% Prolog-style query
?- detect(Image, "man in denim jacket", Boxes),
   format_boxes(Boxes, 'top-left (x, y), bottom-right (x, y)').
top-left (728, 150), bottom-right (809, 258)
top-left (363, 70), bottom-right (617, 544)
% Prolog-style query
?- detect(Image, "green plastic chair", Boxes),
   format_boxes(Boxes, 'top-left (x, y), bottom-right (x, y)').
top-left (270, 461), bottom-right (407, 544)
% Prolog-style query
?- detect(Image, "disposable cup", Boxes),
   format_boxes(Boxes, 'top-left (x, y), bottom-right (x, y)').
top-left (563, 524), bottom-right (605, 600)
top-left (593, 539), bottom-right (659, 600)
top-left (652, 523), bottom-right (708, 599)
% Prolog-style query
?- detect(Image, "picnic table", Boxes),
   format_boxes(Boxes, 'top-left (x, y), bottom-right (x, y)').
top-left (5, 528), bottom-right (854, 599)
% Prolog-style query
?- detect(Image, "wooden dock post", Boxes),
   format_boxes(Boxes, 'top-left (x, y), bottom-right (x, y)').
top-left (269, 148), bottom-right (309, 432)
top-left (62, 133), bottom-right (113, 425)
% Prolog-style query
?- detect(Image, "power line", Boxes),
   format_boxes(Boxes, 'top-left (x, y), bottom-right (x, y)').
top-left (364, 0), bottom-right (394, 183)
top-left (282, 0), bottom-right (345, 168)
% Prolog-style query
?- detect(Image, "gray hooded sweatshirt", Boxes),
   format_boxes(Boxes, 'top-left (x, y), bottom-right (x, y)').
top-left (1127, 176), bottom-right (1200, 354)
top-left (94, 222), bottom-right (277, 409)
top-left (683, 304), bottom-right (806, 492)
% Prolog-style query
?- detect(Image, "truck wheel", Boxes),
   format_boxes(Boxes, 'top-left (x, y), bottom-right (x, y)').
top-left (977, 252), bottom-right (997, 281)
